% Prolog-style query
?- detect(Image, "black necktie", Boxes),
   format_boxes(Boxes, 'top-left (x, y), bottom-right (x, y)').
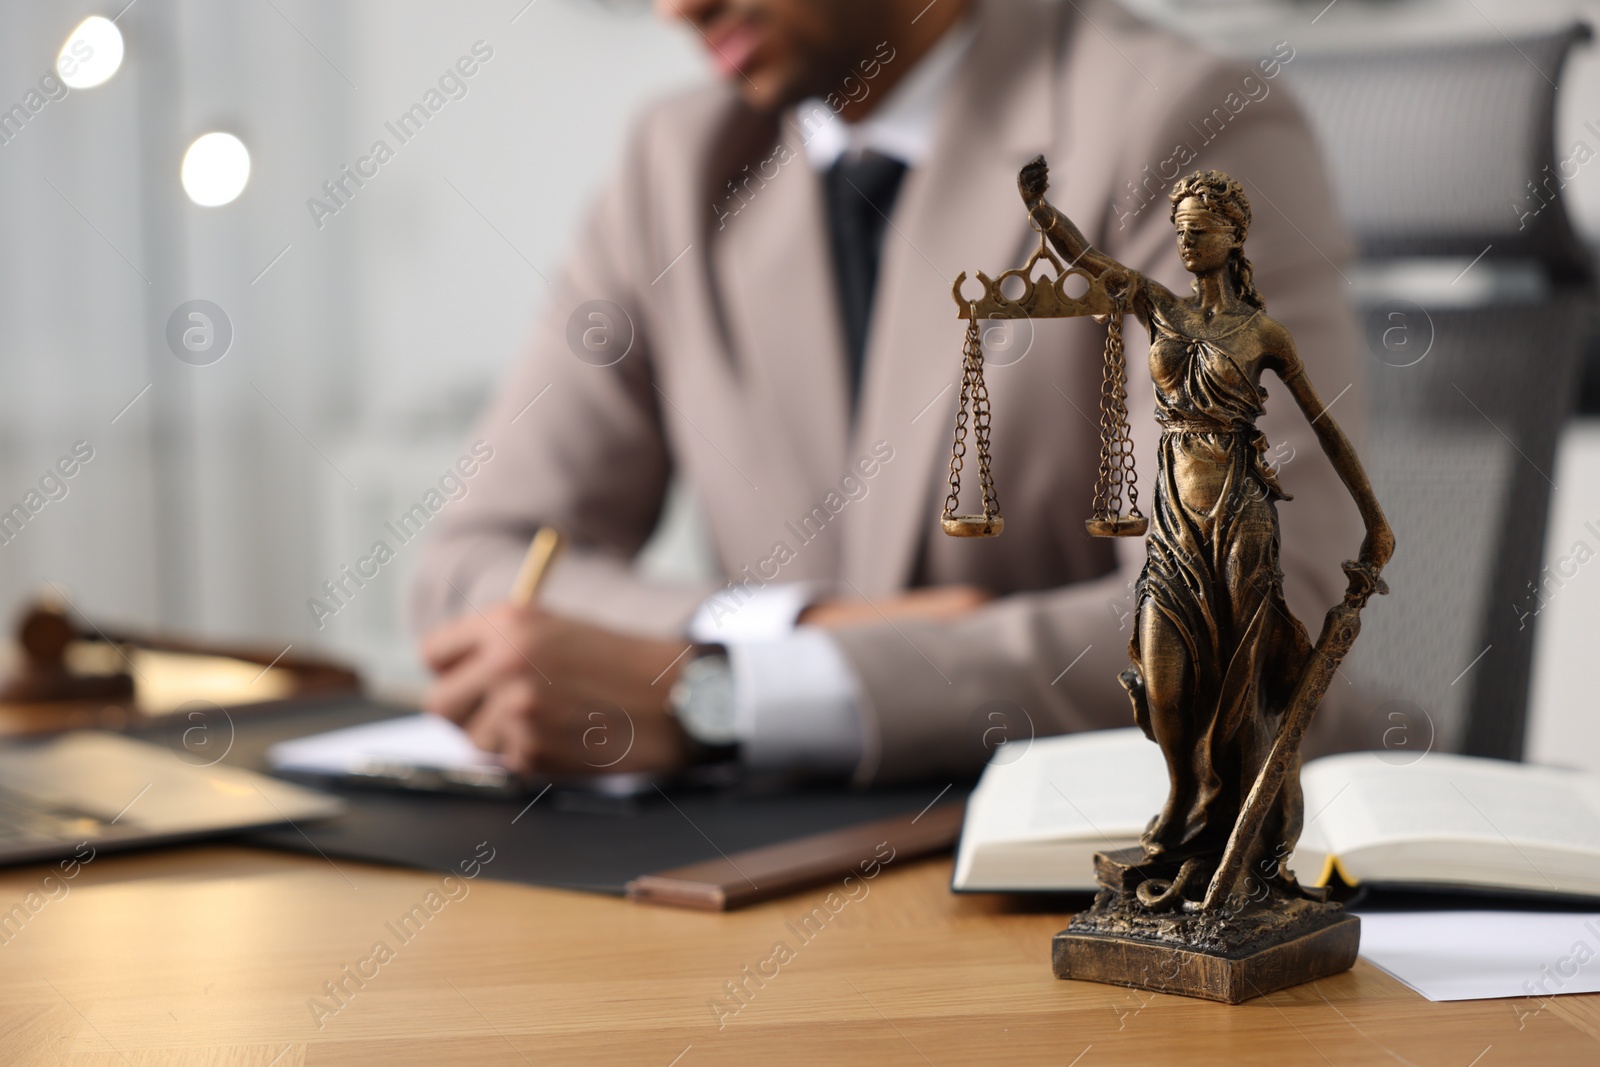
top-left (823, 151), bottom-right (908, 404)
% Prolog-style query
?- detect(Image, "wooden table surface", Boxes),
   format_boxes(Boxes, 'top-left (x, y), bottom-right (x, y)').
top-left (1, 843), bottom-right (1597, 1066)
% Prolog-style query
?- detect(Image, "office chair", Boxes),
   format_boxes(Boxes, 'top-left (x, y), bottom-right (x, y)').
top-left (1284, 23), bottom-right (1597, 760)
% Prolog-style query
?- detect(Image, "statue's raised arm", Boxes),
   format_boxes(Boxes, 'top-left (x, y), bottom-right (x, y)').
top-left (1016, 155), bottom-right (1179, 324)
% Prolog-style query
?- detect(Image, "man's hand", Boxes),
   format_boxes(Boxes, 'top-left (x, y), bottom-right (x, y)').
top-left (421, 605), bottom-right (696, 777)
top-left (798, 584), bottom-right (992, 629)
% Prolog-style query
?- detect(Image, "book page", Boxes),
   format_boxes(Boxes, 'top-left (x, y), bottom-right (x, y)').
top-left (955, 728), bottom-right (1166, 890)
top-left (268, 713), bottom-right (501, 775)
top-left (1028, 738), bottom-right (1168, 839)
top-left (1304, 753), bottom-right (1600, 856)
top-left (963, 728), bottom-right (1167, 846)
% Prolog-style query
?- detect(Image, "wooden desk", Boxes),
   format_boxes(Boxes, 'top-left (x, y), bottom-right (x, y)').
top-left (1, 845), bottom-right (1596, 1065)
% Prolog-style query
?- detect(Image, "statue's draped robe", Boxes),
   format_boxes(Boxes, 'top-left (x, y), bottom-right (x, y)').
top-left (1130, 306), bottom-right (1313, 886)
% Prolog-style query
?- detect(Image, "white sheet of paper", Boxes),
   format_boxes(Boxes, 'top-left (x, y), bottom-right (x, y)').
top-left (267, 714), bottom-right (502, 775)
top-left (1357, 910), bottom-right (1600, 1001)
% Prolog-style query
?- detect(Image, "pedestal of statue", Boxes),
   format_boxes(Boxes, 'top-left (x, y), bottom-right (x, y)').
top-left (1051, 846), bottom-right (1359, 1004)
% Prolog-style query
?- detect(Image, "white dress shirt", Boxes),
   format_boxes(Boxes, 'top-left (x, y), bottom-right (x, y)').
top-left (687, 20), bottom-right (978, 776)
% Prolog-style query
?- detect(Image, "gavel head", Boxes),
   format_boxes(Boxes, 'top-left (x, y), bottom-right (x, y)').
top-left (18, 599), bottom-right (78, 668)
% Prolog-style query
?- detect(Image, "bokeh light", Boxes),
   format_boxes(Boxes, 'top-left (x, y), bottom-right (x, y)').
top-left (57, 16), bottom-right (125, 90)
top-left (181, 133), bottom-right (251, 207)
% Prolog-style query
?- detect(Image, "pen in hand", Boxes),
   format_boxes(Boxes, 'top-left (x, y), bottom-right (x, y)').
top-left (511, 527), bottom-right (565, 606)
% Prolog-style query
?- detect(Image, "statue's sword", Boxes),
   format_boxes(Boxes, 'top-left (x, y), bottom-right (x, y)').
top-left (1200, 560), bottom-right (1389, 912)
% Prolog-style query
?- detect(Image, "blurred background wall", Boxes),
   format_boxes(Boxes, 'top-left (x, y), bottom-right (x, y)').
top-left (0, 0), bottom-right (702, 688)
top-left (0, 0), bottom-right (1595, 707)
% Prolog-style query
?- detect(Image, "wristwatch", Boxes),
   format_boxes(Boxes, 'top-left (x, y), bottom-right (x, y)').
top-left (667, 646), bottom-right (739, 749)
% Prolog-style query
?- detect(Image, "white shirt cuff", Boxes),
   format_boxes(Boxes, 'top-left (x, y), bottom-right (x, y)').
top-left (687, 581), bottom-right (824, 644)
top-left (726, 629), bottom-right (864, 776)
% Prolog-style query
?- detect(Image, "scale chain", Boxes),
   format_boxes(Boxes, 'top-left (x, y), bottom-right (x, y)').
top-left (944, 312), bottom-right (1000, 523)
top-left (1092, 297), bottom-right (1141, 525)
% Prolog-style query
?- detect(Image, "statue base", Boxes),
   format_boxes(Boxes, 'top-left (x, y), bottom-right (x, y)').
top-left (1052, 847), bottom-right (1360, 1004)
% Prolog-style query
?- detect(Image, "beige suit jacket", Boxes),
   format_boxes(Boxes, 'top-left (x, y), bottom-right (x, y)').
top-left (411, 0), bottom-right (1370, 784)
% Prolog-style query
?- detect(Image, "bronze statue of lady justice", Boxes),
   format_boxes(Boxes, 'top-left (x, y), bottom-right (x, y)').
top-left (942, 157), bottom-right (1394, 1002)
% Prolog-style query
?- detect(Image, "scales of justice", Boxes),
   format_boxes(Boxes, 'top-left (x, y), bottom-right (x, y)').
top-left (941, 156), bottom-right (1395, 1003)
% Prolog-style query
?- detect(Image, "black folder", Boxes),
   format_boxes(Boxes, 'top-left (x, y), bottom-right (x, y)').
top-left (133, 696), bottom-right (965, 896)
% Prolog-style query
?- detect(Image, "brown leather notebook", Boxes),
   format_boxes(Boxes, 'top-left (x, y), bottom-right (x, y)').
top-left (625, 801), bottom-right (965, 910)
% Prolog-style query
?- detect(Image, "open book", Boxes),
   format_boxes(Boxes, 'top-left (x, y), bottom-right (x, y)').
top-left (953, 728), bottom-right (1600, 898)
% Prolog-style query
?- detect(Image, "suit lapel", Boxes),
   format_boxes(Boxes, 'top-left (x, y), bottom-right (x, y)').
top-left (844, 0), bottom-right (1068, 593)
top-left (714, 127), bottom-right (852, 538)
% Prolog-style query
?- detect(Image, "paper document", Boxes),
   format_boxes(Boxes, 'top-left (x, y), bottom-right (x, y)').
top-left (267, 713), bottom-right (502, 776)
top-left (1357, 910), bottom-right (1600, 1001)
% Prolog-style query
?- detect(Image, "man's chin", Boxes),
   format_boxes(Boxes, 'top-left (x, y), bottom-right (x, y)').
top-left (728, 62), bottom-right (806, 114)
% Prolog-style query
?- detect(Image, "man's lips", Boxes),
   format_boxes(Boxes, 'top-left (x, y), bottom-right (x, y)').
top-left (703, 19), bottom-right (762, 79)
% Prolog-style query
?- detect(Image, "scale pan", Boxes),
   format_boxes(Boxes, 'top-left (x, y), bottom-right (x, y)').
top-left (941, 515), bottom-right (1004, 538)
top-left (1085, 516), bottom-right (1148, 538)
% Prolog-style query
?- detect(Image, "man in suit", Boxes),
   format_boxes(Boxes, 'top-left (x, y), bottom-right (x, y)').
top-left (411, 0), bottom-right (1368, 784)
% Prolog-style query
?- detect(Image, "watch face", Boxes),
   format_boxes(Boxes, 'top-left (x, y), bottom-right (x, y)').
top-left (673, 655), bottom-right (737, 746)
